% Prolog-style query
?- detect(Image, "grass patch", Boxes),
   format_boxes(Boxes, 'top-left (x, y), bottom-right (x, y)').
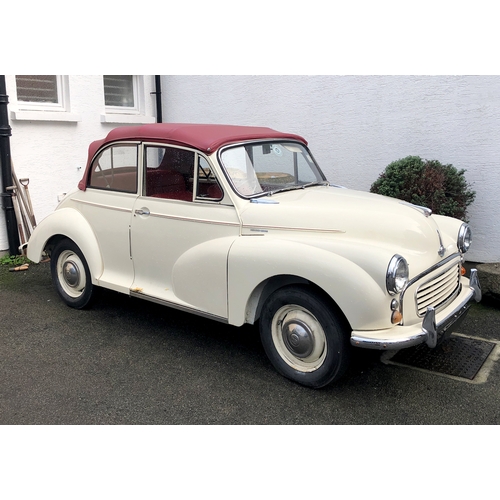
top-left (0, 254), bottom-right (31, 266)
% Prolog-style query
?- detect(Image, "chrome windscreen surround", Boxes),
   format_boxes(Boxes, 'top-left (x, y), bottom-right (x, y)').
top-left (399, 253), bottom-right (462, 321)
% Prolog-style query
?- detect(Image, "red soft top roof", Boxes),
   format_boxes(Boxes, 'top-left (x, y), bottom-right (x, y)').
top-left (79, 123), bottom-right (307, 191)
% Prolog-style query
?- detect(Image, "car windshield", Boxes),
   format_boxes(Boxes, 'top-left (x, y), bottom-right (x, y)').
top-left (219, 142), bottom-right (327, 197)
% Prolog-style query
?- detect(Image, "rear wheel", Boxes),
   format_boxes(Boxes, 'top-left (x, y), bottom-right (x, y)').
top-left (259, 286), bottom-right (351, 388)
top-left (50, 238), bottom-right (94, 309)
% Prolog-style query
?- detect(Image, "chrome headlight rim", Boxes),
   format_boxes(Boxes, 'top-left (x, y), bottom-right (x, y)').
top-left (386, 255), bottom-right (409, 295)
top-left (457, 223), bottom-right (472, 253)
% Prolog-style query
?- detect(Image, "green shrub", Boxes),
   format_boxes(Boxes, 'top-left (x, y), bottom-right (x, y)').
top-left (370, 156), bottom-right (475, 221)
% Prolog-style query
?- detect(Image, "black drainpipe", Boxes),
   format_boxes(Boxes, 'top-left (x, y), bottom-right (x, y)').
top-left (153, 75), bottom-right (162, 123)
top-left (0, 75), bottom-right (20, 255)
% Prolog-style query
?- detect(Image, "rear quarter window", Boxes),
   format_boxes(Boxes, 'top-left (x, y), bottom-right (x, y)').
top-left (89, 145), bottom-right (138, 193)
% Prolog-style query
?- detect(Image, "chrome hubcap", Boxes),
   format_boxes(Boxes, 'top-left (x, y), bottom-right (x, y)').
top-left (63, 261), bottom-right (80, 288)
top-left (57, 250), bottom-right (86, 298)
top-left (271, 305), bottom-right (327, 373)
top-left (282, 319), bottom-right (314, 358)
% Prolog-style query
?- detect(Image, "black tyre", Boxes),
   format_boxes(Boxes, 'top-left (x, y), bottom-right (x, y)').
top-left (259, 286), bottom-right (351, 388)
top-left (50, 238), bottom-right (94, 309)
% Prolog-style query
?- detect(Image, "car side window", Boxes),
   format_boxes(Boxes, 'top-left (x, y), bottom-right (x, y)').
top-left (89, 145), bottom-right (138, 193)
top-left (196, 156), bottom-right (223, 200)
top-left (145, 146), bottom-right (194, 201)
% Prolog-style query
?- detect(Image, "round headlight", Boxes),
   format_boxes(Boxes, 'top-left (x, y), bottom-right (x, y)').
top-left (386, 255), bottom-right (409, 295)
top-left (457, 224), bottom-right (472, 253)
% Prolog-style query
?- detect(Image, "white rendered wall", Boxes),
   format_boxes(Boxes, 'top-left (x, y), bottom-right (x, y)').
top-left (0, 75), bottom-right (156, 253)
top-left (162, 75), bottom-right (500, 263)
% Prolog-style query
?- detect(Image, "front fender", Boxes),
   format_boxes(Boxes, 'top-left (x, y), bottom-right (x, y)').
top-left (27, 208), bottom-right (103, 281)
top-left (172, 236), bottom-right (238, 318)
top-left (227, 236), bottom-right (389, 330)
top-left (432, 214), bottom-right (463, 251)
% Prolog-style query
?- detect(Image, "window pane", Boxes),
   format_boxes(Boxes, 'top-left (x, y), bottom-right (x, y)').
top-left (103, 75), bottom-right (135, 107)
top-left (16, 75), bottom-right (58, 103)
top-left (197, 156), bottom-right (223, 200)
top-left (145, 146), bottom-right (194, 201)
top-left (220, 142), bottom-right (323, 197)
top-left (89, 145), bottom-right (138, 193)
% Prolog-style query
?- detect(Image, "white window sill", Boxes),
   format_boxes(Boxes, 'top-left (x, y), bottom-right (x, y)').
top-left (100, 113), bottom-right (156, 124)
top-left (11, 110), bottom-right (82, 122)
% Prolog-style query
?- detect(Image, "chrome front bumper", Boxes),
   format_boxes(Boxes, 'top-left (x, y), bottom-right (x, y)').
top-left (350, 269), bottom-right (482, 350)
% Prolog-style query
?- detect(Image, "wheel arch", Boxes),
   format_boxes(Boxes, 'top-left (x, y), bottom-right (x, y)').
top-left (245, 274), bottom-right (351, 329)
top-left (27, 208), bottom-right (103, 282)
top-left (227, 237), bottom-right (389, 330)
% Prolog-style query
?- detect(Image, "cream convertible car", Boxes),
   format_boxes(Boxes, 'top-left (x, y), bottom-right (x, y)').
top-left (27, 124), bottom-right (481, 388)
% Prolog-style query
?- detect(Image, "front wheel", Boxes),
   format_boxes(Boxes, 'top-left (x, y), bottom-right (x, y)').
top-left (50, 238), bottom-right (94, 309)
top-left (259, 286), bottom-right (351, 388)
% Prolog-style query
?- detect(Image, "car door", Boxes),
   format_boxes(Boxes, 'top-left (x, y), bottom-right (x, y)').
top-left (129, 145), bottom-right (240, 319)
top-left (73, 142), bottom-right (139, 293)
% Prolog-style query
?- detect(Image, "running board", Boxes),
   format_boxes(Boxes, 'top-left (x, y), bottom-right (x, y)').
top-left (129, 290), bottom-right (228, 324)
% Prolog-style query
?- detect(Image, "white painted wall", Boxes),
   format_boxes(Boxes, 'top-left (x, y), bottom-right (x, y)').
top-left (162, 75), bottom-right (500, 263)
top-left (0, 75), bottom-right (156, 253)
top-left (2, 75), bottom-right (498, 263)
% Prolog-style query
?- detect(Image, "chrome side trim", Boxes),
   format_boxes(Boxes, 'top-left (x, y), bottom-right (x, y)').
top-left (242, 224), bottom-right (345, 234)
top-left (129, 291), bottom-right (228, 324)
top-left (250, 198), bottom-right (280, 204)
top-left (77, 199), bottom-right (133, 213)
top-left (148, 212), bottom-right (239, 228)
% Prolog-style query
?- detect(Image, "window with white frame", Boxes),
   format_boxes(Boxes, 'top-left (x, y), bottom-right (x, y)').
top-left (15, 75), bottom-right (69, 112)
top-left (100, 75), bottom-right (155, 124)
top-left (103, 75), bottom-right (138, 113)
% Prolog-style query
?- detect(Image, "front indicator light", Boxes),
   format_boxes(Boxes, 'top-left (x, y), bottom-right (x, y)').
top-left (391, 310), bottom-right (403, 324)
top-left (461, 266), bottom-right (466, 276)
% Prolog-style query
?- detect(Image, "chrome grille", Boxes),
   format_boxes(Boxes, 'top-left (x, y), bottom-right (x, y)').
top-left (415, 262), bottom-right (461, 316)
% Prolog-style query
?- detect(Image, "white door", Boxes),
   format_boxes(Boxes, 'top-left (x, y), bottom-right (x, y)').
top-left (129, 146), bottom-right (240, 319)
top-left (74, 143), bottom-right (139, 293)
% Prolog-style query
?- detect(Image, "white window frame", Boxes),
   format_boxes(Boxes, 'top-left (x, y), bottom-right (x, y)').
top-left (10, 75), bottom-right (81, 122)
top-left (101, 75), bottom-right (155, 124)
top-left (16, 75), bottom-right (68, 111)
top-left (103, 75), bottom-right (140, 114)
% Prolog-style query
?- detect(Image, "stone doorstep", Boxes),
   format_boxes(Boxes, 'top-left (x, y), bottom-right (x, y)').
top-left (474, 262), bottom-right (500, 299)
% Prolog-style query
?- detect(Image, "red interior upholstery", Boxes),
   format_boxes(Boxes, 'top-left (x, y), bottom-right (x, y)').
top-left (146, 168), bottom-right (192, 201)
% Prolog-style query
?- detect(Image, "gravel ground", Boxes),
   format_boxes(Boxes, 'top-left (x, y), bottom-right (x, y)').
top-left (1, 260), bottom-right (500, 425)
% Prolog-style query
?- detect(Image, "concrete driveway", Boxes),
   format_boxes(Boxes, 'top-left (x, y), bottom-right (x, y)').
top-left (1, 261), bottom-right (499, 425)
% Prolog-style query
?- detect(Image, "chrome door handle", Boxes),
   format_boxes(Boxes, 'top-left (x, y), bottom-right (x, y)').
top-left (135, 208), bottom-right (150, 216)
